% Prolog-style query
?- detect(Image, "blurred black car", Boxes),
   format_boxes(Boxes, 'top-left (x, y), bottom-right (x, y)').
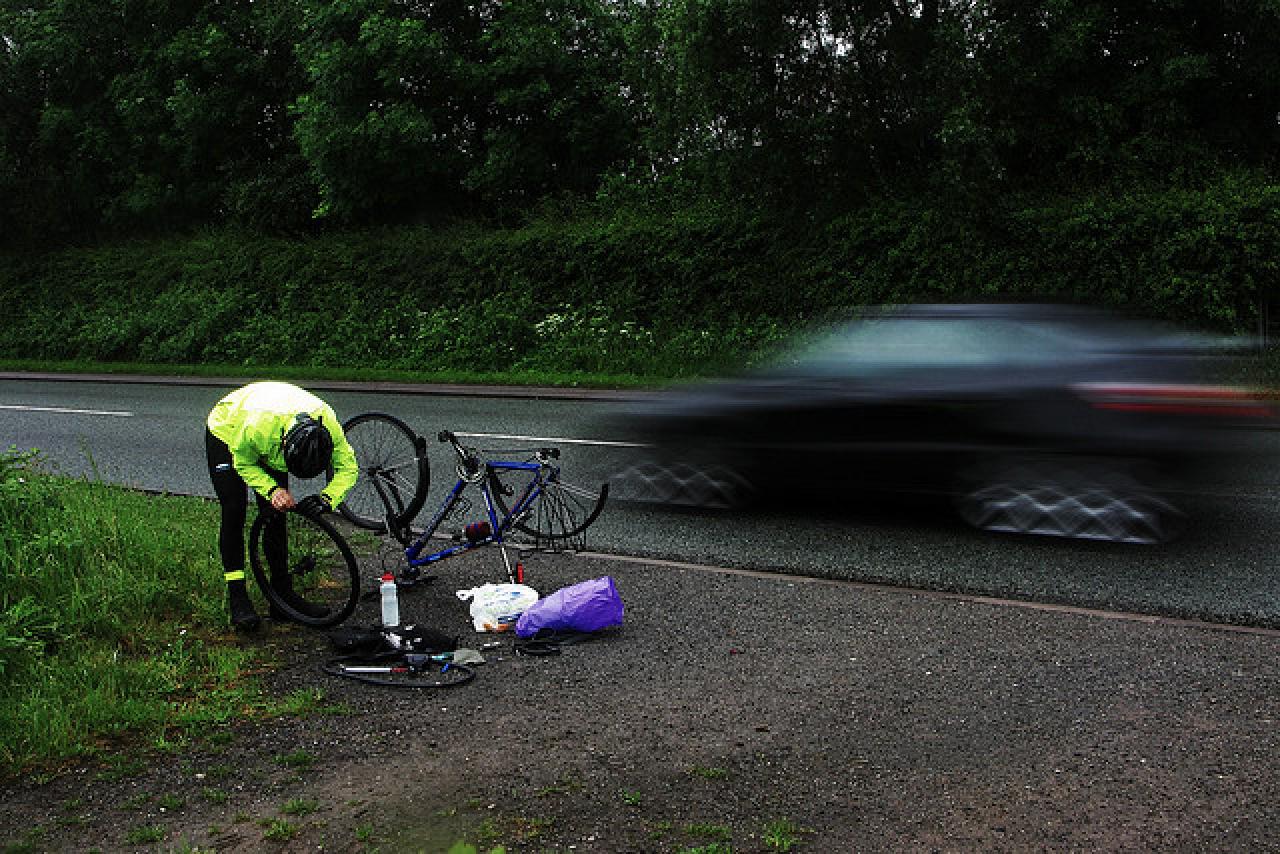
top-left (609, 303), bottom-right (1277, 543)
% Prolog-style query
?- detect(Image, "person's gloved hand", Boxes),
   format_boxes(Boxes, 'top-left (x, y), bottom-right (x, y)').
top-left (296, 494), bottom-right (332, 517)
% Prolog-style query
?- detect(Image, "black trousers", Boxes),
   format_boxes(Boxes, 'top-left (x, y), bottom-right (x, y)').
top-left (205, 428), bottom-right (288, 580)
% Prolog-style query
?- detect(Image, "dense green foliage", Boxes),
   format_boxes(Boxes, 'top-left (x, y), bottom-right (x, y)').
top-left (3, 2), bottom-right (1278, 368)
top-left (0, 450), bottom-right (304, 777)
top-left (2, 177), bottom-right (1274, 382)
top-left (3, 1), bottom-right (1279, 242)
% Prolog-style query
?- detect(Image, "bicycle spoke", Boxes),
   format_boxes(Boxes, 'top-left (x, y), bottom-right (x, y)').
top-left (489, 464), bottom-right (608, 547)
top-left (553, 479), bottom-right (603, 501)
top-left (335, 413), bottom-right (429, 531)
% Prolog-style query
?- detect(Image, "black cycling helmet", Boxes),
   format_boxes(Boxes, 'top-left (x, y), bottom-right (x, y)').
top-left (282, 413), bottom-right (333, 478)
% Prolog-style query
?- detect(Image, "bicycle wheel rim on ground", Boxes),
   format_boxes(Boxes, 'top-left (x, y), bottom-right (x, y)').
top-left (489, 468), bottom-right (609, 544)
top-left (333, 412), bottom-right (429, 531)
top-left (249, 510), bottom-right (360, 628)
top-left (322, 656), bottom-right (475, 688)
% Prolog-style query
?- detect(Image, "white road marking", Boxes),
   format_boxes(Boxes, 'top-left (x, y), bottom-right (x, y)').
top-left (0, 404), bottom-right (135, 417)
top-left (454, 431), bottom-right (649, 448)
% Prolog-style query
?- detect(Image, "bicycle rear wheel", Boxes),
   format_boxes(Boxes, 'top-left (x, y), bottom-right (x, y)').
top-left (333, 412), bottom-right (429, 532)
top-left (249, 510), bottom-right (360, 628)
top-left (322, 654), bottom-right (475, 688)
top-left (489, 467), bottom-right (609, 545)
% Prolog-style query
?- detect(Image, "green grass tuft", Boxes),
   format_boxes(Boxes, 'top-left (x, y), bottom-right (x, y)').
top-left (0, 450), bottom-right (293, 779)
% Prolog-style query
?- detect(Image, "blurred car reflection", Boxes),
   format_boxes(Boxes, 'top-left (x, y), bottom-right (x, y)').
top-left (609, 303), bottom-right (1277, 543)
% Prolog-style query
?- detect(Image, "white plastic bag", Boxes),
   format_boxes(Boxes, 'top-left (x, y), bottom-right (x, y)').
top-left (454, 583), bottom-right (540, 632)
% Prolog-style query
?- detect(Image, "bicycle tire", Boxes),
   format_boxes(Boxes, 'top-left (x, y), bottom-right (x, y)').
top-left (249, 509), bottom-right (360, 629)
top-left (332, 412), bottom-right (429, 532)
top-left (488, 465), bottom-right (609, 543)
top-left (322, 655), bottom-right (475, 688)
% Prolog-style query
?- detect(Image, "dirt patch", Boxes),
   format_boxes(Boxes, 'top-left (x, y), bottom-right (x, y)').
top-left (3, 547), bottom-right (1280, 852)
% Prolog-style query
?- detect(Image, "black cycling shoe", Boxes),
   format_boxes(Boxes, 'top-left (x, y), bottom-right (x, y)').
top-left (228, 589), bottom-right (261, 632)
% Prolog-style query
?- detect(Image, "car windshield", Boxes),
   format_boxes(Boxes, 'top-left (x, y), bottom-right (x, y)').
top-left (765, 317), bottom-right (1068, 377)
top-left (760, 309), bottom-right (1238, 379)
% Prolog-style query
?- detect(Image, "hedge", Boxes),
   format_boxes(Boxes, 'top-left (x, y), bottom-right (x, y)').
top-left (2, 177), bottom-right (1274, 379)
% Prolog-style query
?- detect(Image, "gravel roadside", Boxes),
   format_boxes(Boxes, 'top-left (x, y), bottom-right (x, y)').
top-left (3, 547), bottom-right (1279, 853)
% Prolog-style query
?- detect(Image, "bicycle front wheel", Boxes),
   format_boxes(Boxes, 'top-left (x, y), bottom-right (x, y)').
top-left (249, 510), bottom-right (360, 629)
top-left (489, 467), bottom-right (609, 544)
top-left (334, 412), bottom-right (429, 532)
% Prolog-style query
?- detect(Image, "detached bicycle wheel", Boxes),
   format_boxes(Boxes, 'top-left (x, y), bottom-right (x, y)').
top-left (249, 510), bottom-right (360, 628)
top-left (323, 654), bottom-right (475, 688)
top-left (333, 412), bottom-right (429, 532)
top-left (489, 467), bottom-right (609, 544)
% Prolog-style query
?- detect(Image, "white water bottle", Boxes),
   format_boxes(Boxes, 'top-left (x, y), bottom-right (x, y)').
top-left (380, 573), bottom-right (400, 627)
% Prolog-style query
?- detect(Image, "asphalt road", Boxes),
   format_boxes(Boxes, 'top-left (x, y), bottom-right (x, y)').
top-left (4, 374), bottom-right (1280, 628)
top-left (3, 373), bottom-right (1280, 852)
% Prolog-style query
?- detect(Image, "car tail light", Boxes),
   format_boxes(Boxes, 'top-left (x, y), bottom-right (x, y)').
top-left (1071, 383), bottom-right (1279, 419)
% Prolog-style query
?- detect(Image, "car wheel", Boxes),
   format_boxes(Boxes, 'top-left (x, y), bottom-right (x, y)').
top-left (954, 457), bottom-right (1184, 545)
top-left (610, 458), bottom-right (754, 509)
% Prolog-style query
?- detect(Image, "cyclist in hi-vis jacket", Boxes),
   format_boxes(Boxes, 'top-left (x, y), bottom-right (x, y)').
top-left (205, 382), bottom-right (358, 631)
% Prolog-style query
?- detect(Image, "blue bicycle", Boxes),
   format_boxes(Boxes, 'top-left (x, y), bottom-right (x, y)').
top-left (329, 413), bottom-right (609, 585)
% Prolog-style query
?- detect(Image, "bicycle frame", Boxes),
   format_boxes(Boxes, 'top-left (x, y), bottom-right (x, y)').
top-left (398, 456), bottom-right (550, 582)
top-left (343, 422), bottom-right (602, 587)
top-left (373, 435), bottom-right (560, 581)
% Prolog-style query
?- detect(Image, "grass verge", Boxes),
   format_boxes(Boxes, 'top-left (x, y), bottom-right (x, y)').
top-left (0, 358), bottom-right (682, 391)
top-left (0, 449), bottom-right (297, 780)
top-left (1, 333), bottom-right (1276, 394)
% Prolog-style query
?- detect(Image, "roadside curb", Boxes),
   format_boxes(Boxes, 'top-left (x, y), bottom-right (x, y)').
top-left (126, 484), bottom-right (1280, 641)
top-left (0, 371), bottom-right (652, 402)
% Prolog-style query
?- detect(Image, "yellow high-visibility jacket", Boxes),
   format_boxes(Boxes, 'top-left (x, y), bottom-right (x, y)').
top-left (207, 381), bottom-right (357, 506)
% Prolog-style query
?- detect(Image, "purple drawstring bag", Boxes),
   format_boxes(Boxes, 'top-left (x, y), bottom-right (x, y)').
top-left (515, 576), bottom-right (624, 638)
